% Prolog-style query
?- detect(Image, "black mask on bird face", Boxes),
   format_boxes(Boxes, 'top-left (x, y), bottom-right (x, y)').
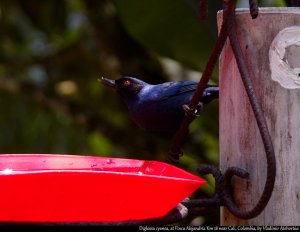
top-left (100, 77), bottom-right (144, 100)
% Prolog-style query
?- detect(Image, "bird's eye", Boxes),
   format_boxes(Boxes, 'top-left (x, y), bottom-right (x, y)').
top-left (123, 80), bottom-right (131, 87)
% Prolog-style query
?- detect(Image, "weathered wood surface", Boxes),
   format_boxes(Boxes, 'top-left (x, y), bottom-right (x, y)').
top-left (219, 8), bottom-right (300, 225)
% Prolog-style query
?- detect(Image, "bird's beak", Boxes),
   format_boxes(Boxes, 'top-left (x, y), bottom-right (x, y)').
top-left (99, 77), bottom-right (117, 90)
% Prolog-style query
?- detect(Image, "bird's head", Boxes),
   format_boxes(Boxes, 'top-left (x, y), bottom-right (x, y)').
top-left (100, 76), bottom-right (146, 100)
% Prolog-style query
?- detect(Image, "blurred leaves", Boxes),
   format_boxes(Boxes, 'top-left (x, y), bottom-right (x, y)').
top-left (112, 0), bottom-right (220, 71)
top-left (0, 0), bottom-right (223, 161)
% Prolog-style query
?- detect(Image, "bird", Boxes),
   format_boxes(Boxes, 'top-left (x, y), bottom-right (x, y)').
top-left (100, 76), bottom-right (219, 136)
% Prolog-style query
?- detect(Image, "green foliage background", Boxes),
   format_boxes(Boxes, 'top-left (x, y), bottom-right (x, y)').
top-left (0, 0), bottom-right (285, 225)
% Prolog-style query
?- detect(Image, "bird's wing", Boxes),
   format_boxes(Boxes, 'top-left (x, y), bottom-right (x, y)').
top-left (153, 81), bottom-right (218, 103)
top-left (160, 81), bottom-right (198, 99)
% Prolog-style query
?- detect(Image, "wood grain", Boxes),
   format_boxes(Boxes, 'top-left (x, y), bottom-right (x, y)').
top-left (219, 8), bottom-right (300, 225)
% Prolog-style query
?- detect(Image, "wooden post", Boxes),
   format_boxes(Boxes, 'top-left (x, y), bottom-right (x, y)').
top-left (219, 8), bottom-right (300, 225)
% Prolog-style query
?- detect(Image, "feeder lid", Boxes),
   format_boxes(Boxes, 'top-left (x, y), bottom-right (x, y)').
top-left (0, 154), bottom-right (205, 223)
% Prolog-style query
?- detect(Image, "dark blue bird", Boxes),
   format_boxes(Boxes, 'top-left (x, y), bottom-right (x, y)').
top-left (100, 76), bottom-right (219, 136)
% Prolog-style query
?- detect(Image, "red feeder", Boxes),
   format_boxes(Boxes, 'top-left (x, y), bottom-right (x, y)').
top-left (0, 154), bottom-right (206, 223)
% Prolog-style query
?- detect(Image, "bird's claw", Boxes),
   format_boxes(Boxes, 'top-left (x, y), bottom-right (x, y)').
top-left (182, 103), bottom-right (203, 117)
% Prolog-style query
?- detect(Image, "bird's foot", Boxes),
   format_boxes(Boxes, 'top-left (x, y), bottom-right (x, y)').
top-left (182, 103), bottom-right (203, 117)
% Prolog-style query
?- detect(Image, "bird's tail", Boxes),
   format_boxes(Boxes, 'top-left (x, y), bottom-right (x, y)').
top-left (201, 85), bottom-right (219, 105)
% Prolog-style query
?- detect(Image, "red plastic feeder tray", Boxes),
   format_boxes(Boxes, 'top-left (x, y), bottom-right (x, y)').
top-left (0, 154), bottom-right (206, 223)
